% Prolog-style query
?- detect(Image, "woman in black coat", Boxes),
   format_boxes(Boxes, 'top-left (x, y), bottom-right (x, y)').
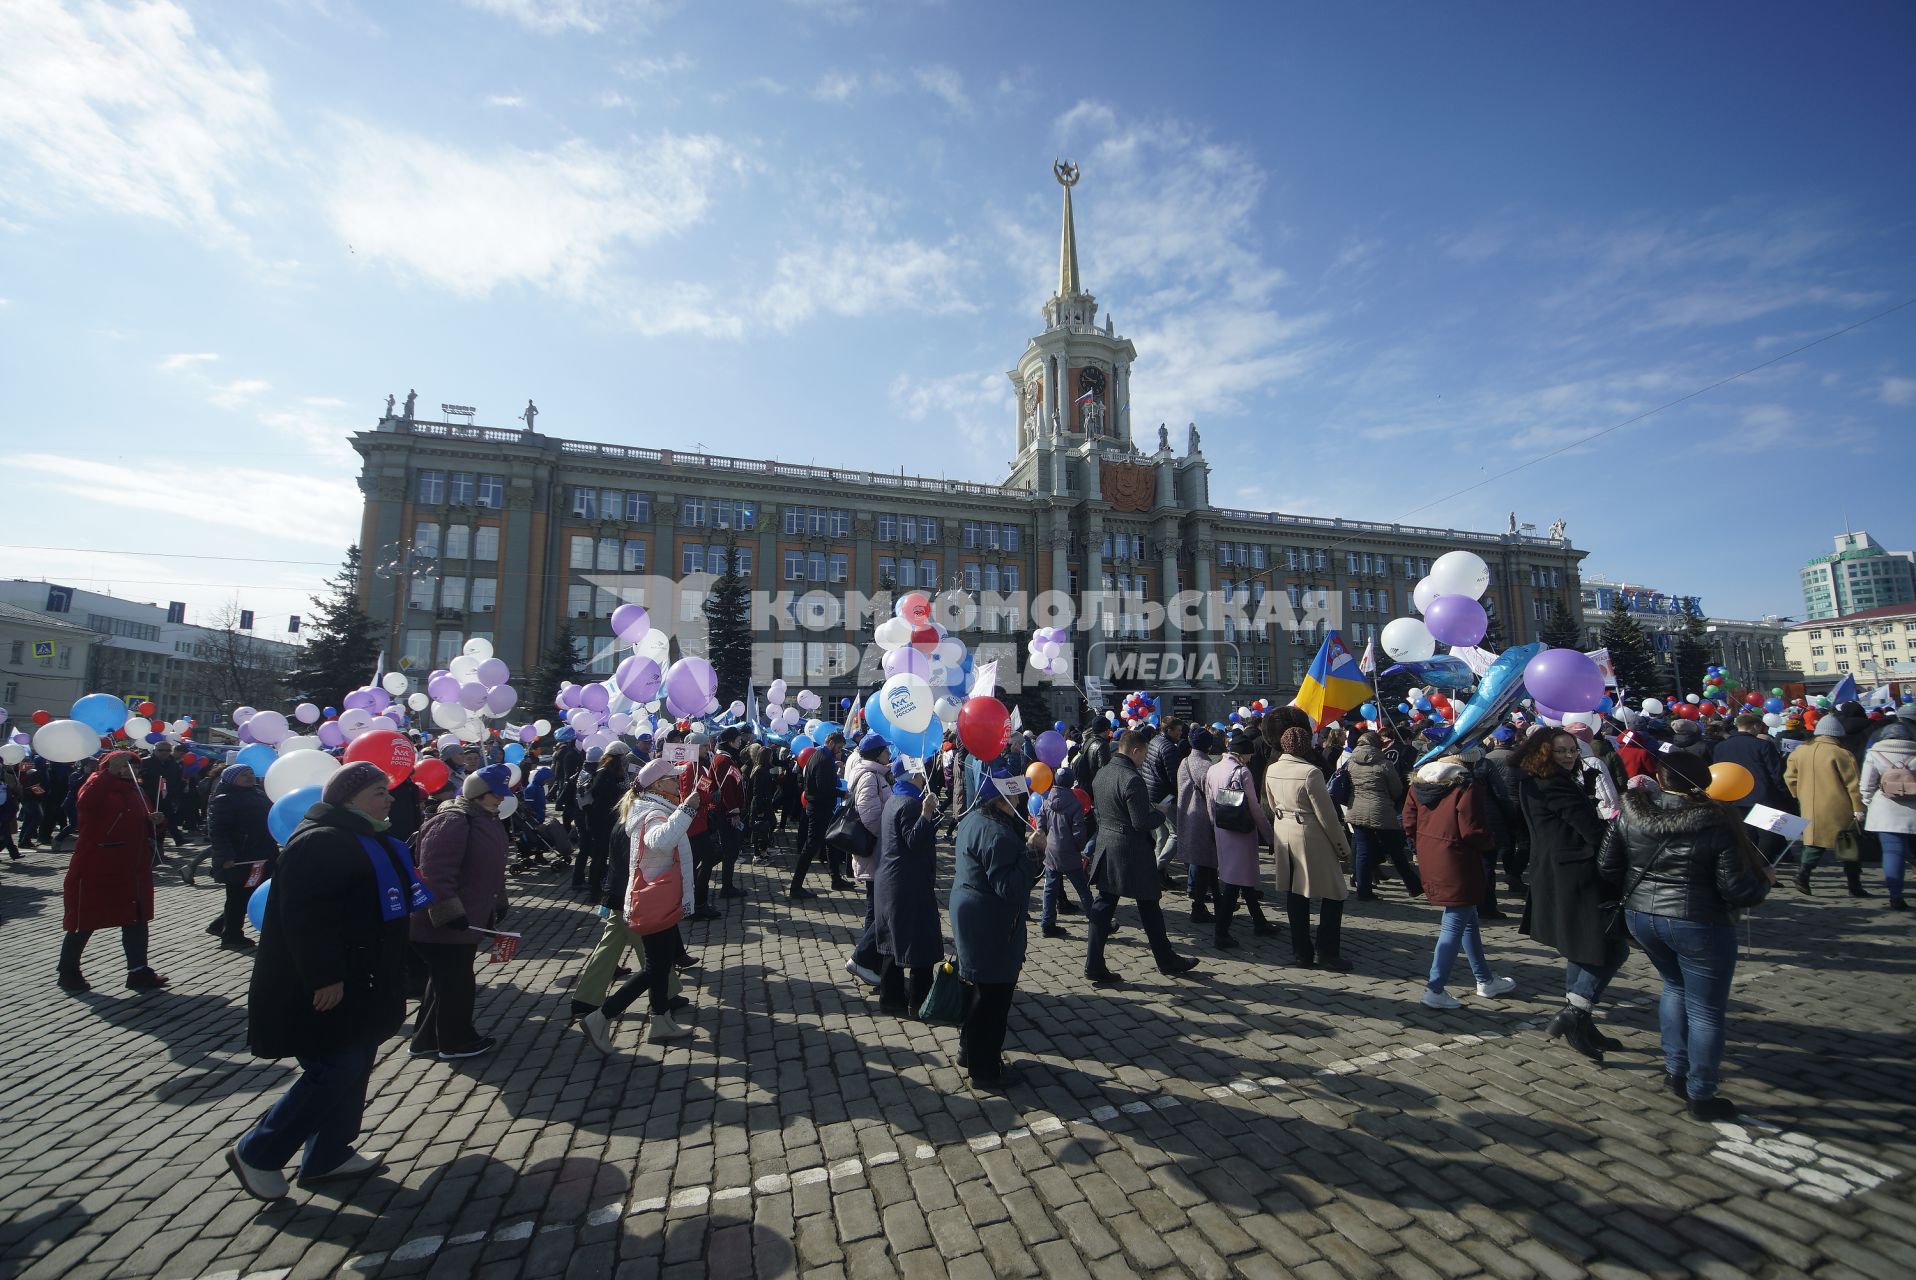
top-left (872, 760), bottom-right (944, 1016)
top-left (1515, 730), bottom-right (1622, 1062)
top-left (205, 765), bottom-right (278, 949)
top-left (227, 762), bottom-right (426, 1202)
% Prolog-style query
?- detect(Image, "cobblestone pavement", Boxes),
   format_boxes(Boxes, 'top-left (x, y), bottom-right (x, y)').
top-left (3, 834), bottom-right (1914, 1280)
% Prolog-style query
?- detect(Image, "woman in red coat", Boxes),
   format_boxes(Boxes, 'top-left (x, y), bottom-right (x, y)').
top-left (1402, 754), bottom-right (1515, 1010)
top-left (58, 751), bottom-right (168, 992)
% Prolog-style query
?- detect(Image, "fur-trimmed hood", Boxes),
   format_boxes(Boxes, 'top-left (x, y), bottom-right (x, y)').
top-left (1410, 759), bottom-right (1469, 807)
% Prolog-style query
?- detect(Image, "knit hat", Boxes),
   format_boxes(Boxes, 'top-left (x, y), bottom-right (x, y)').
top-left (1814, 715), bottom-right (1846, 738)
top-left (636, 758), bottom-right (678, 788)
top-left (323, 761), bottom-right (390, 807)
top-left (857, 732), bottom-right (889, 758)
top-left (1227, 730), bottom-right (1255, 756)
top-left (605, 740), bottom-right (631, 756)
top-left (1279, 727), bottom-right (1313, 757)
top-left (464, 764), bottom-right (514, 799)
top-left (1670, 719), bottom-right (1701, 742)
top-left (554, 726), bottom-right (576, 742)
top-left (1188, 727), bottom-right (1219, 755)
top-left (686, 732), bottom-right (710, 748)
top-left (1657, 751), bottom-right (1712, 794)
top-left (1054, 766), bottom-right (1075, 789)
top-left (1897, 703), bottom-right (1916, 724)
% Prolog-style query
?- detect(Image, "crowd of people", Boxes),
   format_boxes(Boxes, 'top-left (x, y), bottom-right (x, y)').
top-left (7, 687), bottom-right (1910, 1203)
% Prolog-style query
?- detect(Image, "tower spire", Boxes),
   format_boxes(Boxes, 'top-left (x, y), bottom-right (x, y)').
top-left (1054, 159), bottom-right (1082, 298)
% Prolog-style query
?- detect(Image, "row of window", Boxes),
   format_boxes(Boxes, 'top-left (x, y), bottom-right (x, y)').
top-left (409, 576), bottom-right (498, 614)
top-left (417, 470), bottom-right (505, 508)
top-left (5, 641), bottom-right (74, 668)
top-left (963, 522), bottom-right (1024, 551)
top-left (403, 630), bottom-right (492, 670)
top-left (784, 506), bottom-right (853, 538)
top-left (415, 523), bottom-right (499, 561)
top-left (571, 488), bottom-right (652, 522)
top-left (877, 515), bottom-right (942, 545)
top-left (878, 557), bottom-right (943, 589)
top-left (1805, 621), bottom-right (1916, 640)
top-left (1101, 531), bottom-right (1146, 560)
top-left (783, 552), bottom-right (851, 584)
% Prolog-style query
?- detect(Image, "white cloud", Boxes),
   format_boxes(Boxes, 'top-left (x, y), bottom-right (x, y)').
top-left (1880, 376), bottom-right (1916, 407)
top-left (209, 377), bottom-right (272, 409)
top-left (325, 124), bottom-right (732, 299)
top-left (811, 71), bottom-right (860, 103)
top-left (14, 453), bottom-right (360, 548)
top-left (622, 52), bottom-right (695, 79)
top-left (761, 239), bottom-right (971, 331)
top-left (889, 370), bottom-right (1012, 464)
top-left (461, 0), bottom-right (648, 34)
top-left (158, 351), bottom-right (219, 371)
top-left (486, 93), bottom-right (528, 108)
top-left (914, 65), bottom-right (969, 113)
top-left (626, 283), bottom-right (745, 340)
top-left (598, 90), bottom-right (634, 109)
top-left (0, 0), bottom-right (277, 240)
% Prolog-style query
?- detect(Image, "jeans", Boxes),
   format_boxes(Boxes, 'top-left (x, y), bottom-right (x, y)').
top-left (60, 924), bottom-right (150, 975)
top-left (1427, 906), bottom-right (1491, 992)
top-left (1086, 893), bottom-right (1181, 975)
top-left (1351, 827), bottom-right (1420, 896)
top-left (851, 883), bottom-right (884, 974)
top-left (603, 927), bottom-right (685, 1017)
top-left (1564, 956), bottom-right (1624, 1009)
top-left (1627, 910), bottom-right (1737, 1101)
top-left (1286, 894), bottom-right (1345, 964)
top-left (1041, 865), bottom-right (1096, 928)
top-left (961, 981), bottom-right (1017, 1081)
top-left (1880, 831), bottom-right (1908, 898)
top-left (238, 1039), bottom-right (379, 1176)
top-left (410, 942), bottom-right (479, 1053)
top-left (1152, 799), bottom-right (1177, 868)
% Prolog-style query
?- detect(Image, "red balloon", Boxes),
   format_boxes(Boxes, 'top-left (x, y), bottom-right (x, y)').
top-left (31, 709), bottom-right (51, 726)
top-left (137, 701), bottom-right (156, 717)
top-left (412, 757), bottom-right (451, 794)
top-left (344, 729), bottom-right (417, 786)
top-left (896, 591), bottom-right (932, 626)
top-left (957, 696), bottom-right (1012, 759)
top-left (910, 624), bottom-right (940, 654)
top-left (796, 746), bottom-right (817, 769)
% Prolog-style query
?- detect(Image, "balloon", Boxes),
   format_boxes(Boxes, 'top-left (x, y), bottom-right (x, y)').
top-left (497, 795), bottom-right (519, 821)
top-left (579, 683), bottom-right (611, 713)
top-left (1411, 577), bottom-right (1439, 615)
top-left (863, 691), bottom-right (894, 743)
top-left (232, 706), bottom-right (257, 727)
top-left (276, 734), bottom-right (320, 756)
top-left (1642, 698), bottom-right (1665, 717)
top-left (933, 696), bottom-right (962, 728)
top-left (476, 657), bottom-right (510, 688)
top-left (264, 749), bottom-right (340, 802)
top-left (247, 879), bottom-right (273, 931)
top-left (344, 729), bottom-right (416, 786)
top-left (428, 673), bottom-right (460, 702)
top-left (1381, 618), bottom-right (1438, 663)
top-left (874, 617), bottom-right (913, 652)
top-left (887, 720), bottom-right (944, 759)
top-left (1034, 730), bottom-right (1068, 768)
top-left (316, 721), bottom-right (347, 748)
top-left (448, 655), bottom-right (481, 682)
top-left (1686, 694), bottom-right (1701, 705)
top-left (1027, 794), bottom-right (1044, 817)
top-left (407, 692), bottom-right (430, 712)
top-left (1423, 595), bottom-right (1489, 648)
top-left (72, 693), bottom-right (129, 736)
top-left (32, 719), bottom-right (100, 764)
top-left (247, 710), bottom-right (291, 746)
top-left (381, 671), bottom-right (410, 696)
top-left (122, 716), bottom-right (152, 740)
top-left (484, 685), bottom-right (519, 716)
top-left (796, 689), bottom-right (822, 712)
top-left (1763, 696), bottom-right (1785, 714)
top-left (1523, 648), bottom-right (1606, 714)
top-left (294, 702), bottom-right (321, 725)
top-left (895, 591), bottom-right (931, 625)
top-left (267, 785), bottom-right (322, 843)
top-left (0, 743), bottom-right (24, 766)
top-left (31, 710), bottom-right (52, 726)
top-left (1026, 762), bottom-right (1053, 794)
top-left (879, 674), bottom-right (935, 735)
top-left (768, 679), bottom-right (788, 701)
top-left (957, 697), bottom-right (1012, 759)
top-left (462, 636), bottom-right (494, 661)
top-left (664, 658), bottom-right (717, 718)
top-left (1706, 762), bottom-right (1754, 803)
top-left (503, 742), bottom-right (526, 764)
top-left (235, 742), bottom-right (278, 776)
top-left (413, 757), bottom-right (452, 794)
top-left (614, 655), bottom-right (663, 702)
top-left (1427, 550), bottom-right (1490, 600)
top-left (611, 603), bottom-right (652, 643)
top-left (456, 681), bottom-right (488, 711)
top-left (910, 624), bottom-right (940, 654)
top-left (338, 707), bottom-right (375, 737)
top-left (883, 646), bottom-right (931, 680)
top-left (1359, 703), bottom-right (1379, 722)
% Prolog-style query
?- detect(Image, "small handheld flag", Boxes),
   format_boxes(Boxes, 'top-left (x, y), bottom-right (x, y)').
top-left (1291, 631), bottom-right (1372, 730)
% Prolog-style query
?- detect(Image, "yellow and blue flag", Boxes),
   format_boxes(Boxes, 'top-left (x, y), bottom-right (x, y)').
top-left (1292, 631), bottom-right (1372, 729)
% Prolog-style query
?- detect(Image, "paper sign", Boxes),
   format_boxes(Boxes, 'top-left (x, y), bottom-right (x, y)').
top-left (473, 928), bottom-right (522, 962)
top-left (1746, 804), bottom-right (1809, 842)
top-left (1585, 647), bottom-right (1618, 688)
top-left (1777, 738), bottom-right (1802, 755)
top-left (658, 742), bottom-right (698, 765)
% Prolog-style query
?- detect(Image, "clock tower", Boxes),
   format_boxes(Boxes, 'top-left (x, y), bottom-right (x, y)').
top-left (1005, 161), bottom-right (1141, 496)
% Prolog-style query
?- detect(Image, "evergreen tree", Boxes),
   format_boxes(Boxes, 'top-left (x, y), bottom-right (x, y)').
top-left (1598, 599), bottom-right (1661, 701)
top-left (1674, 598), bottom-right (1714, 698)
top-left (1538, 594), bottom-right (1585, 652)
top-left (1479, 594), bottom-right (1510, 653)
top-left (703, 537), bottom-right (754, 706)
top-left (285, 547), bottom-right (380, 710)
top-left (529, 620), bottom-right (588, 712)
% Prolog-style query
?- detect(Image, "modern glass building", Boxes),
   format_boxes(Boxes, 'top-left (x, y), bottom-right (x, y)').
top-left (1801, 531), bottom-right (1916, 621)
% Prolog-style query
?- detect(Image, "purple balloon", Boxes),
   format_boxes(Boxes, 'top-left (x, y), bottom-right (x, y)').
top-left (236, 723), bottom-right (257, 744)
top-left (458, 681), bottom-right (488, 711)
top-left (484, 684), bottom-right (518, 716)
top-left (614, 655), bottom-right (663, 702)
top-left (559, 685), bottom-right (583, 709)
top-left (517, 724), bottom-right (537, 744)
top-left (1533, 702), bottom-right (1567, 721)
top-left (579, 683), bottom-right (611, 713)
top-left (365, 687), bottom-right (392, 713)
top-left (316, 721), bottom-right (346, 748)
top-left (882, 647), bottom-right (930, 679)
top-left (1034, 730), bottom-right (1068, 769)
top-left (340, 689), bottom-right (373, 713)
top-left (1524, 648), bottom-right (1605, 714)
top-left (476, 657), bottom-right (510, 687)
top-left (1423, 594), bottom-right (1489, 648)
top-left (427, 673), bottom-right (460, 702)
top-left (663, 658), bottom-right (715, 719)
top-left (611, 603), bottom-right (651, 643)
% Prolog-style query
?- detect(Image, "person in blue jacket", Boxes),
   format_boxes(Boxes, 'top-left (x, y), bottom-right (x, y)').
top-left (948, 763), bottom-right (1045, 1090)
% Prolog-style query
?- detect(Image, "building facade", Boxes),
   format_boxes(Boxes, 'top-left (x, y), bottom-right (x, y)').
top-left (1783, 603), bottom-right (1916, 694)
top-left (1800, 531), bottom-right (1916, 621)
top-left (0, 602), bottom-right (99, 719)
top-left (1577, 575), bottom-right (1798, 691)
top-left (0, 581), bottom-right (301, 732)
top-left (351, 165), bottom-right (1588, 723)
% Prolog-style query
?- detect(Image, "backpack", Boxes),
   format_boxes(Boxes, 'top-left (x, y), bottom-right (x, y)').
top-left (1881, 762), bottom-right (1916, 801)
top-left (1328, 767), bottom-right (1354, 807)
top-left (625, 812), bottom-right (685, 935)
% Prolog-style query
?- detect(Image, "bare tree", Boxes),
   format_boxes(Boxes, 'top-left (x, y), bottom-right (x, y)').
top-left (189, 601), bottom-right (293, 719)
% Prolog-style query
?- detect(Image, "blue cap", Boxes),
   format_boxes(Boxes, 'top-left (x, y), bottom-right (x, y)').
top-left (471, 764), bottom-right (514, 798)
top-left (858, 732), bottom-right (889, 758)
top-left (1492, 726), bottom-right (1515, 743)
top-left (554, 726), bottom-right (577, 742)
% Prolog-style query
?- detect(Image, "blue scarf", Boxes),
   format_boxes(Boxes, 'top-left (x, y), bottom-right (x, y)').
top-left (356, 834), bottom-right (435, 922)
top-left (890, 779), bottom-right (923, 799)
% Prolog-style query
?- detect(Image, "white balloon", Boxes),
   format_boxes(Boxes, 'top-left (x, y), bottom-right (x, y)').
top-left (1641, 698), bottom-right (1665, 716)
top-left (381, 671), bottom-right (410, 696)
top-left (796, 689), bottom-right (822, 712)
top-left (456, 719), bottom-right (488, 743)
top-left (934, 697), bottom-right (961, 726)
top-left (804, 718), bottom-right (824, 738)
top-left (448, 655), bottom-right (481, 682)
top-left (768, 679), bottom-right (788, 701)
top-left (264, 749), bottom-right (339, 802)
top-left (1427, 550), bottom-right (1491, 601)
top-left (0, 742), bottom-right (25, 765)
top-left (407, 692), bottom-right (430, 712)
top-left (463, 636), bottom-right (494, 661)
top-left (1381, 617), bottom-right (1438, 663)
top-left (123, 716), bottom-right (152, 739)
top-left (338, 707), bottom-right (375, 737)
top-left (294, 702), bottom-right (321, 725)
top-left (431, 701), bottom-right (469, 731)
top-left (781, 706), bottom-right (802, 727)
top-left (1412, 577), bottom-right (1439, 615)
top-left (246, 710), bottom-right (290, 746)
top-left (874, 616), bottom-right (913, 652)
top-left (503, 762), bottom-right (523, 788)
top-left (496, 794), bottom-right (518, 820)
top-left (533, 718), bottom-right (553, 738)
top-left (366, 716), bottom-right (398, 733)
top-left (277, 734), bottom-right (321, 756)
top-left (880, 674), bottom-right (935, 734)
top-left (608, 712), bottom-right (632, 735)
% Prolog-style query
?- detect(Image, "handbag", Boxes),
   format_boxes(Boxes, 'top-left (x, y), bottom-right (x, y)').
top-left (825, 802), bottom-right (875, 861)
top-left (1210, 765), bottom-right (1254, 833)
top-left (625, 814), bottom-right (685, 935)
top-left (917, 959), bottom-right (970, 1026)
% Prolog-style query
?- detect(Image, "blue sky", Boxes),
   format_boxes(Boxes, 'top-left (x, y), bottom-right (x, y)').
top-left (3, 0), bottom-right (1912, 629)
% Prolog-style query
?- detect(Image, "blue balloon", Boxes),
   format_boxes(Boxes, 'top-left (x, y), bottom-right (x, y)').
top-left (1417, 643), bottom-right (1542, 767)
top-left (1359, 702), bottom-right (1379, 721)
top-left (863, 692), bottom-right (893, 742)
top-left (1398, 703), bottom-right (1412, 715)
top-left (1414, 697), bottom-right (1433, 713)
top-left (268, 785), bottom-right (322, 844)
top-left (72, 692), bottom-right (128, 735)
top-left (323, 706), bottom-right (337, 718)
top-left (887, 721), bottom-right (943, 759)
top-left (1597, 695), bottom-right (1615, 713)
top-left (791, 734), bottom-right (815, 753)
top-left (1764, 696), bottom-right (1785, 714)
top-left (247, 879), bottom-right (272, 931)
top-left (503, 742), bottom-right (526, 764)
top-left (840, 698), bottom-right (852, 709)
top-left (1053, 721), bottom-right (1066, 733)
top-left (235, 743), bottom-right (278, 776)
top-left (1027, 793), bottom-right (1044, 817)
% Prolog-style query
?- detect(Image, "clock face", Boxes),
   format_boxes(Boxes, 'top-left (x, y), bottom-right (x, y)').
top-left (1077, 366), bottom-right (1106, 397)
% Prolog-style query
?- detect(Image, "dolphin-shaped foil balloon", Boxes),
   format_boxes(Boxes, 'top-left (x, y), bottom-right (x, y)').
top-left (1380, 655), bottom-right (1479, 691)
top-left (1414, 643), bottom-right (1543, 766)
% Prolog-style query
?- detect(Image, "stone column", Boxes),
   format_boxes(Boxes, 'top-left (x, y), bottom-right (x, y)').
top-left (1191, 529), bottom-right (1218, 718)
top-left (1083, 512), bottom-right (1106, 671)
top-left (1116, 361), bottom-right (1131, 448)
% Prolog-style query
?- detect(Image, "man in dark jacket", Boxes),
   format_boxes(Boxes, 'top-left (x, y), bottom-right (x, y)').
top-left (141, 742), bottom-right (189, 850)
top-left (1485, 726), bottom-right (1529, 893)
top-left (790, 732), bottom-right (847, 899)
top-left (1143, 717), bottom-right (1187, 871)
top-left (1713, 712), bottom-right (1794, 863)
top-left (709, 729), bottom-right (748, 900)
top-left (575, 742), bottom-right (630, 897)
top-left (1085, 731), bottom-right (1198, 986)
top-left (551, 730), bottom-right (585, 836)
top-left (1074, 721), bottom-right (1112, 793)
top-left (227, 761), bottom-right (423, 1201)
top-left (1668, 719), bottom-right (1712, 763)
top-left (205, 765), bottom-right (277, 948)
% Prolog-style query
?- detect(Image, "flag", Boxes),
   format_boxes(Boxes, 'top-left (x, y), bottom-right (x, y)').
top-left (1291, 631), bottom-right (1372, 730)
top-left (1357, 638), bottom-right (1376, 676)
top-left (372, 650), bottom-right (386, 684)
top-left (238, 609), bottom-right (254, 630)
top-left (1073, 388), bottom-right (1097, 404)
top-left (747, 681), bottom-right (759, 728)
top-left (1863, 684), bottom-right (1894, 709)
top-left (1828, 673), bottom-right (1859, 705)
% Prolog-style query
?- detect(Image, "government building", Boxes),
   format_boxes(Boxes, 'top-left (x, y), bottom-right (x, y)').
top-left (352, 165), bottom-right (1587, 723)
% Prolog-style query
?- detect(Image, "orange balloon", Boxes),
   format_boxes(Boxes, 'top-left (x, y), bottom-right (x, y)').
top-left (1706, 761), bottom-right (1754, 804)
top-left (1025, 762), bottom-right (1053, 794)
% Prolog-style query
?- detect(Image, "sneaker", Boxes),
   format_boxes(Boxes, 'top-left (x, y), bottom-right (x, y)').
top-left (298, 1151), bottom-right (387, 1188)
top-left (647, 1009), bottom-right (694, 1043)
top-left (125, 968), bottom-right (169, 991)
top-left (579, 1010), bottom-right (614, 1055)
top-left (1475, 976), bottom-right (1517, 999)
top-left (437, 1037), bottom-right (497, 1061)
top-left (845, 958), bottom-right (882, 986)
top-left (227, 1143), bottom-right (289, 1202)
top-left (1688, 1096), bottom-right (1738, 1123)
top-left (1421, 988), bottom-right (1463, 1009)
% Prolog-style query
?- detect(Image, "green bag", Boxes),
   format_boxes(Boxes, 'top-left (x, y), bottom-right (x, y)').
top-left (917, 959), bottom-right (970, 1026)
